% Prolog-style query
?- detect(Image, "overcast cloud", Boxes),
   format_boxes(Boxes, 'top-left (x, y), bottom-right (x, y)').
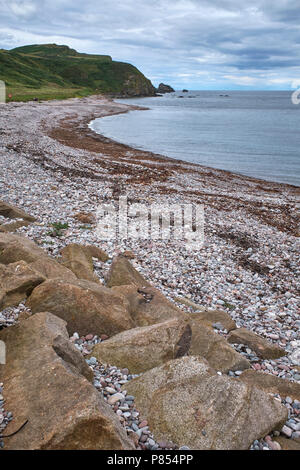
top-left (0, 0), bottom-right (300, 89)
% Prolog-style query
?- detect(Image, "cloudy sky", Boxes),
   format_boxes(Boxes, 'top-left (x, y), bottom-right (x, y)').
top-left (0, 0), bottom-right (300, 90)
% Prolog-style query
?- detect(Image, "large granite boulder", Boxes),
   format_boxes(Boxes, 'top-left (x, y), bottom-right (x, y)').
top-left (189, 318), bottom-right (250, 373)
top-left (0, 200), bottom-right (36, 231)
top-left (0, 312), bottom-right (134, 450)
top-left (188, 309), bottom-right (236, 332)
top-left (27, 278), bottom-right (134, 336)
top-left (227, 328), bottom-right (286, 359)
top-left (106, 255), bottom-right (150, 288)
top-left (112, 284), bottom-right (183, 326)
top-left (0, 200), bottom-right (36, 222)
top-left (0, 233), bottom-right (45, 264)
top-left (90, 318), bottom-right (192, 373)
top-left (0, 232), bottom-right (78, 282)
top-left (126, 356), bottom-right (288, 450)
top-left (30, 257), bottom-right (77, 282)
top-left (239, 369), bottom-right (300, 401)
top-left (60, 243), bottom-right (100, 283)
top-left (0, 260), bottom-right (45, 308)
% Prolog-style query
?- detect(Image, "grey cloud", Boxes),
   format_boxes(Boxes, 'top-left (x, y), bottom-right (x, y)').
top-left (0, 0), bottom-right (299, 89)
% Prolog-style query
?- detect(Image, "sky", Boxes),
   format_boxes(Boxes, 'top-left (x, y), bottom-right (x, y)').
top-left (0, 0), bottom-right (300, 90)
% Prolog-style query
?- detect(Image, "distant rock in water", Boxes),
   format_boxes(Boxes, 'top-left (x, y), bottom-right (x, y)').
top-left (157, 83), bottom-right (175, 93)
top-left (182, 89), bottom-right (188, 92)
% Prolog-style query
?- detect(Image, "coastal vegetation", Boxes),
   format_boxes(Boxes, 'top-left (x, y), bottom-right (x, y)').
top-left (0, 43), bottom-right (156, 101)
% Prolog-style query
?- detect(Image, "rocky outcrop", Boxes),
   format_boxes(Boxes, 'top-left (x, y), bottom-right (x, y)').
top-left (27, 278), bottom-right (134, 336)
top-left (188, 317), bottom-right (250, 373)
top-left (0, 261), bottom-right (45, 309)
top-left (239, 369), bottom-right (300, 401)
top-left (0, 312), bottom-right (133, 450)
top-left (90, 318), bottom-right (192, 373)
top-left (227, 328), bottom-right (286, 359)
top-left (157, 83), bottom-right (175, 93)
top-left (126, 356), bottom-right (288, 450)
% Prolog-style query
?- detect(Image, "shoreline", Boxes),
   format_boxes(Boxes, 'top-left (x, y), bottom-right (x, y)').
top-left (89, 97), bottom-right (300, 190)
top-left (53, 95), bottom-right (300, 191)
top-left (0, 94), bottom-right (299, 450)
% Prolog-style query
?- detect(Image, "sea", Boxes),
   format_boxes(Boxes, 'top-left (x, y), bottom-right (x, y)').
top-left (90, 91), bottom-right (300, 186)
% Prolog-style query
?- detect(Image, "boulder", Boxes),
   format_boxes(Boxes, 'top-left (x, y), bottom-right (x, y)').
top-left (0, 312), bottom-right (133, 450)
top-left (273, 436), bottom-right (300, 451)
top-left (60, 243), bottom-right (99, 282)
top-left (0, 233), bottom-right (78, 282)
top-left (90, 318), bottom-right (192, 373)
top-left (238, 369), bottom-right (300, 401)
top-left (126, 356), bottom-right (288, 450)
top-left (27, 278), bottom-right (134, 336)
top-left (0, 200), bottom-right (36, 222)
top-left (0, 220), bottom-right (31, 233)
top-left (84, 245), bottom-right (109, 263)
top-left (0, 233), bottom-right (45, 264)
top-left (111, 284), bottom-right (183, 326)
top-left (0, 260), bottom-right (45, 308)
top-left (188, 309), bottom-right (236, 332)
top-left (227, 328), bottom-right (286, 359)
top-left (30, 257), bottom-right (77, 282)
top-left (189, 318), bottom-right (250, 373)
top-left (106, 255), bottom-right (150, 288)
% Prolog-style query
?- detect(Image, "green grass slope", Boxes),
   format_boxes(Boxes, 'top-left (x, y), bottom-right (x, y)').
top-left (0, 43), bottom-right (156, 101)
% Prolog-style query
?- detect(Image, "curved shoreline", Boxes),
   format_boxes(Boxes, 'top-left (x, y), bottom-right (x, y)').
top-left (90, 96), bottom-right (300, 189)
top-left (50, 96), bottom-right (299, 190)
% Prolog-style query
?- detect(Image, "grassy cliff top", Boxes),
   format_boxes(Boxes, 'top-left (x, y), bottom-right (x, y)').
top-left (0, 44), bottom-right (156, 101)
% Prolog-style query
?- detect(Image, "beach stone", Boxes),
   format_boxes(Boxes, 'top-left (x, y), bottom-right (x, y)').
top-left (273, 436), bottom-right (300, 450)
top-left (27, 278), bottom-right (134, 336)
top-left (60, 243), bottom-right (99, 282)
top-left (126, 356), bottom-right (287, 450)
top-left (106, 255), bottom-right (151, 288)
top-left (0, 312), bottom-right (133, 450)
top-left (0, 260), bottom-right (45, 308)
top-left (72, 212), bottom-right (96, 225)
top-left (238, 369), bottom-right (300, 401)
top-left (189, 319), bottom-right (250, 373)
top-left (111, 284), bottom-right (183, 326)
top-left (0, 233), bottom-right (46, 264)
top-left (188, 309), bottom-right (236, 332)
top-left (227, 328), bottom-right (286, 359)
top-left (90, 318), bottom-right (192, 373)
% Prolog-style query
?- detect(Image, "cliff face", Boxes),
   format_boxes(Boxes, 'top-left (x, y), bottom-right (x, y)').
top-left (121, 73), bottom-right (156, 97)
top-left (0, 44), bottom-right (156, 101)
